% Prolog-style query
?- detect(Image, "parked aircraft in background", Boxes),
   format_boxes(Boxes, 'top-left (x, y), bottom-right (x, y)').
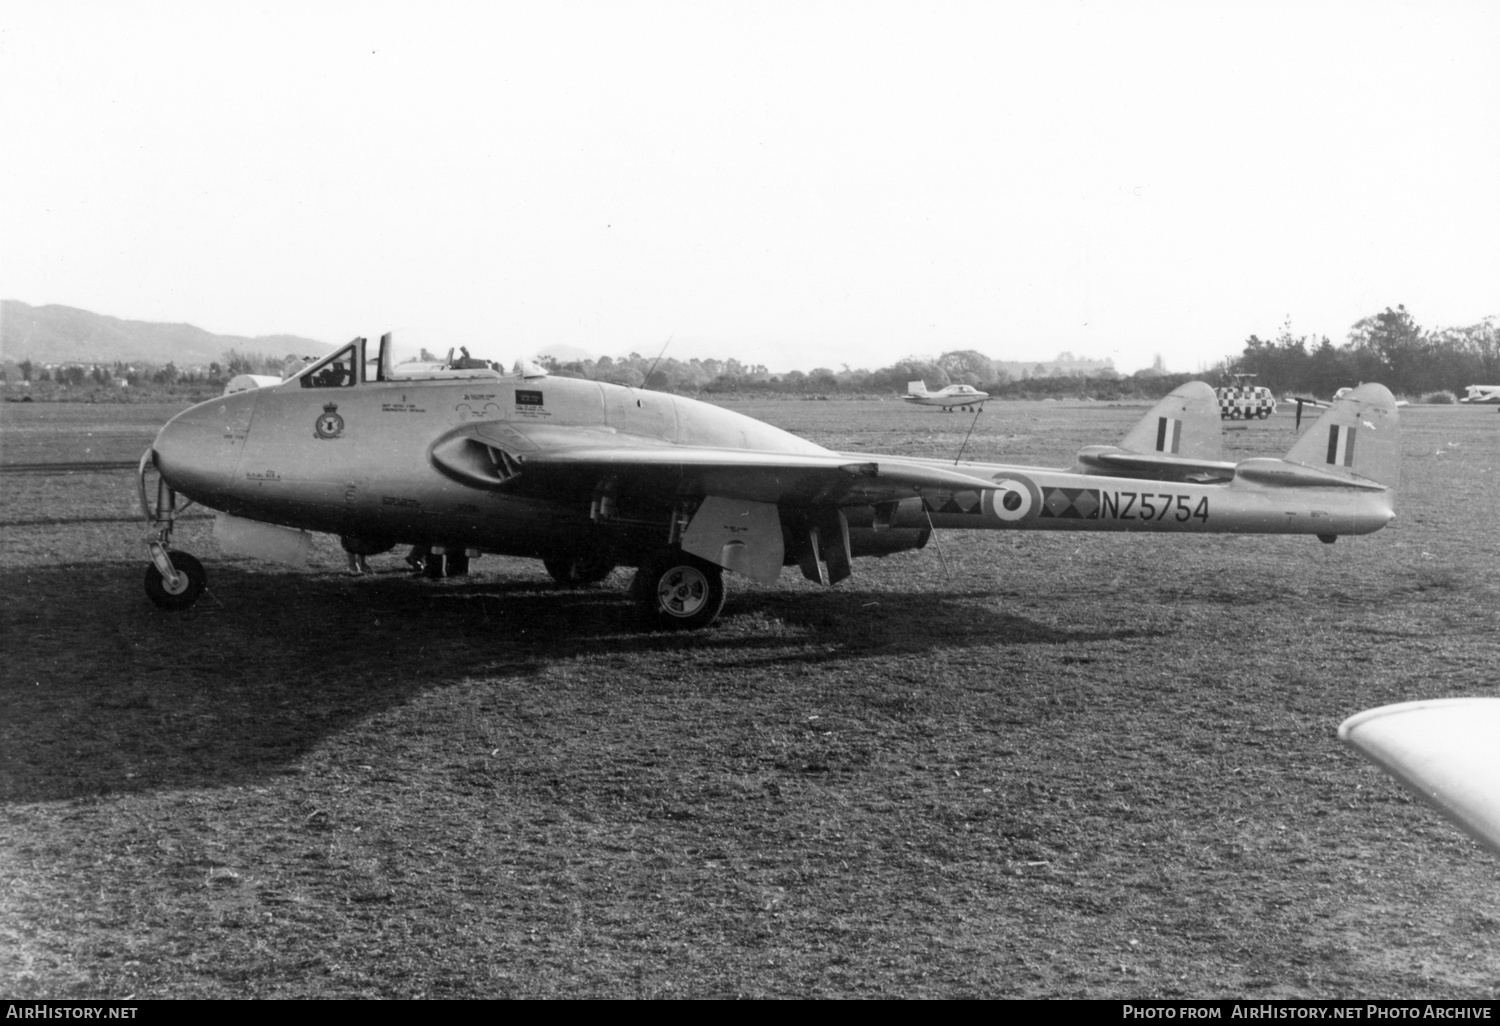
top-left (138, 335), bottom-right (1400, 630)
top-left (1460, 385), bottom-right (1500, 404)
top-left (903, 380), bottom-right (990, 411)
top-left (1340, 699), bottom-right (1500, 858)
top-left (1286, 387), bottom-right (1413, 427)
top-left (1285, 393), bottom-right (1330, 407)
top-left (1283, 394), bottom-right (1330, 429)
top-left (1332, 387), bottom-right (1408, 407)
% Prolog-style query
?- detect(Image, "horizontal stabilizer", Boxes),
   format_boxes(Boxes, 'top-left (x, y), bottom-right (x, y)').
top-left (1085, 450), bottom-right (1237, 481)
top-left (1233, 457), bottom-right (1390, 491)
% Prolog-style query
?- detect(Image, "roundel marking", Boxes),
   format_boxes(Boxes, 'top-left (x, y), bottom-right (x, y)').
top-left (983, 474), bottom-right (1040, 524)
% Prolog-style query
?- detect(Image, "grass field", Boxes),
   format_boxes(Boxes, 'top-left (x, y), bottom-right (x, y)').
top-left (2, 397), bottom-right (1498, 998)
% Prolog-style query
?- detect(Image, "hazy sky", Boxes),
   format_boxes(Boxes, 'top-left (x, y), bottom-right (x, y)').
top-left (3, 1), bottom-right (1496, 373)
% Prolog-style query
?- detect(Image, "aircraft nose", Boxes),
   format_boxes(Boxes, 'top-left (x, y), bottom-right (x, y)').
top-left (152, 391), bottom-right (258, 503)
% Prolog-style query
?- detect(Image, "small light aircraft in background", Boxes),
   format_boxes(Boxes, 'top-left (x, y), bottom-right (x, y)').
top-left (1460, 384), bottom-right (1500, 404)
top-left (1340, 699), bottom-right (1500, 858)
top-left (1286, 387), bottom-right (1410, 427)
top-left (138, 334), bottom-right (1400, 630)
top-left (903, 380), bottom-right (990, 412)
top-left (1284, 392), bottom-right (1333, 428)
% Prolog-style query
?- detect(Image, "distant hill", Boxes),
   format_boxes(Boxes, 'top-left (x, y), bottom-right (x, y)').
top-left (0, 300), bottom-right (333, 367)
top-left (534, 342), bottom-right (601, 364)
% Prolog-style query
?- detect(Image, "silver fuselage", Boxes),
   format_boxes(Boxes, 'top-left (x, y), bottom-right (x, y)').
top-left (152, 372), bottom-right (1393, 573)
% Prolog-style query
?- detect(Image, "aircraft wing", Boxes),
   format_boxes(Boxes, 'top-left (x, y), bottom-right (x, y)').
top-left (526, 446), bottom-right (995, 504)
top-left (431, 424), bottom-right (997, 506)
top-left (1339, 699), bottom-right (1500, 857)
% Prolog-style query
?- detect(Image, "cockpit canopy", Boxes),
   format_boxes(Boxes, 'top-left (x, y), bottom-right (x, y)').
top-left (288, 334), bottom-right (545, 390)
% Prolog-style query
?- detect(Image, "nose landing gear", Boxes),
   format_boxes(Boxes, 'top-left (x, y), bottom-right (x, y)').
top-left (140, 447), bottom-right (207, 610)
top-left (145, 550), bottom-right (207, 609)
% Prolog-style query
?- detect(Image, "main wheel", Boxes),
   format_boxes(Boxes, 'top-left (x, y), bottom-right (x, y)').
top-left (631, 550), bottom-right (725, 631)
top-left (144, 551), bottom-right (207, 610)
top-left (544, 554), bottom-right (617, 587)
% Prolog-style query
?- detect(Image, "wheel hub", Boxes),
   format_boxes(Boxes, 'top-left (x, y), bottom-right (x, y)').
top-left (659, 567), bottom-right (707, 616)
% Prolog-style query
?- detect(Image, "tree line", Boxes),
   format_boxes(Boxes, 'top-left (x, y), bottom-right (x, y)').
top-left (5, 307), bottom-right (1493, 402)
top-left (1, 349), bottom-right (293, 401)
top-left (536, 349), bottom-right (1119, 396)
top-left (1231, 307), bottom-right (1498, 398)
top-left (536, 306), bottom-right (1497, 400)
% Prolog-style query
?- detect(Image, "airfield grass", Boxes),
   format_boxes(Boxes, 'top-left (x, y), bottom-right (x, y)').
top-left (1, 398), bottom-right (1498, 998)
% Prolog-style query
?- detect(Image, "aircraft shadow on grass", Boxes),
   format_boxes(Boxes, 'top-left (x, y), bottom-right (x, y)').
top-left (0, 563), bottom-right (1162, 803)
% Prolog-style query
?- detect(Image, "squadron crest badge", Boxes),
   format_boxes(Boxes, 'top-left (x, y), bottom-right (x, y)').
top-left (315, 402), bottom-right (345, 439)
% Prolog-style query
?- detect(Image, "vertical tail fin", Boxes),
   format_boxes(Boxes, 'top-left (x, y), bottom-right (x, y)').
top-left (1117, 381), bottom-right (1224, 462)
top-left (907, 380), bottom-right (928, 395)
top-left (1074, 381), bottom-right (1231, 479)
top-left (1283, 383), bottom-right (1401, 489)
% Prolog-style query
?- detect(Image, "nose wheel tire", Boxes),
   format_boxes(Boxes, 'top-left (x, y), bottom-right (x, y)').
top-left (631, 550), bottom-right (725, 631)
top-left (144, 551), bottom-right (207, 610)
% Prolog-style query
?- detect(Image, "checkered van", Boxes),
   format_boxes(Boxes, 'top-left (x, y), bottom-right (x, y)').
top-left (1216, 384), bottom-right (1277, 420)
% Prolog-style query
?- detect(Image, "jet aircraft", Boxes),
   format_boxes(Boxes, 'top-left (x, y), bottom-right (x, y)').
top-left (903, 380), bottom-right (990, 412)
top-left (139, 334), bottom-right (1400, 630)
